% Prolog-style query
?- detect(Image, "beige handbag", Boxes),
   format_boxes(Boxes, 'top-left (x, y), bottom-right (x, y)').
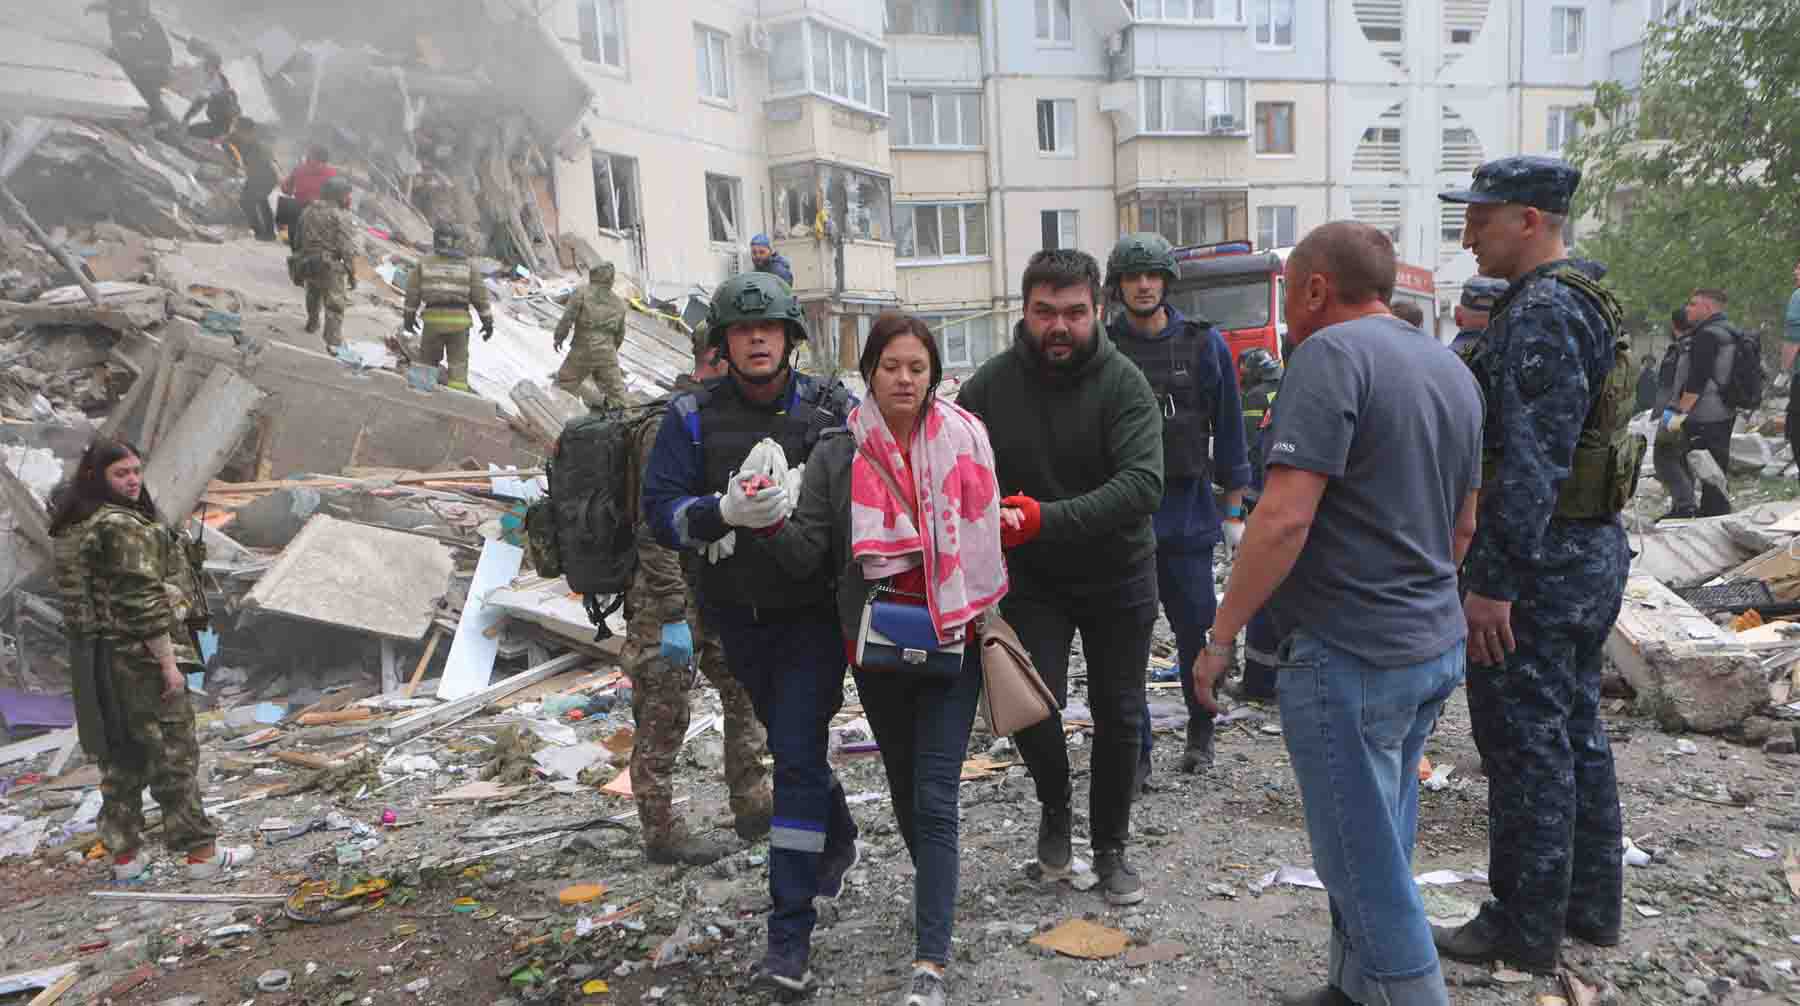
top-left (977, 611), bottom-right (1060, 736)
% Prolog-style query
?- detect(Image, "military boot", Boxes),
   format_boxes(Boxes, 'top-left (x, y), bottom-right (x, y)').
top-left (1180, 715), bottom-right (1216, 774)
top-left (644, 822), bottom-right (735, 867)
top-left (733, 788), bottom-right (773, 842)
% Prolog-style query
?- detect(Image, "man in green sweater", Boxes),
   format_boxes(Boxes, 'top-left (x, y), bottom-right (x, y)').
top-left (957, 248), bottom-right (1165, 906)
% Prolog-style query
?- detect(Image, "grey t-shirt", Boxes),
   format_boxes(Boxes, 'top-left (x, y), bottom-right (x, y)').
top-left (1264, 313), bottom-right (1484, 667)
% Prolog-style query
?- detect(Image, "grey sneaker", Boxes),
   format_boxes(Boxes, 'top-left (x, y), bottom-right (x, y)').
top-left (902, 966), bottom-right (946, 1006)
top-left (1094, 849), bottom-right (1144, 906)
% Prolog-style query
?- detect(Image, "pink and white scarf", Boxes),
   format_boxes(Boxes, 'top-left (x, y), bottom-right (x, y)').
top-left (849, 397), bottom-right (1008, 644)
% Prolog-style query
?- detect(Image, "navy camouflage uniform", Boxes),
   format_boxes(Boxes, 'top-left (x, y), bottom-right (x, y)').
top-left (1444, 157), bottom-right (1626, 964)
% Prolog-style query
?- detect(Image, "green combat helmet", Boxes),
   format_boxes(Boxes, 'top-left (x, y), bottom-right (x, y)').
top-left (705, 272), bottom-right (807, 349)
top-left (432, 221), bottom-right (466, 257)
top-left (1105, 232), bottom-right (1179, 289)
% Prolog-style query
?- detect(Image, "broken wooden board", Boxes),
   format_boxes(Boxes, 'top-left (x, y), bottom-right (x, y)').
top-left (490, 668), bottom-right (621, 710)
top-left (1605, 576), bottom-right (1774, 734)
top-left (439, 539), bottom-right (526, 701)
top-left (0, 727), bottom-right (75, 767)
top-left (142, 366), bottom-right (266, 526)
top-left (11, 281), bottom-right (167, 332)
top-left (242, 514), bottom-right (452, 641)
top-left (375, 651), bottom-right (590, 745)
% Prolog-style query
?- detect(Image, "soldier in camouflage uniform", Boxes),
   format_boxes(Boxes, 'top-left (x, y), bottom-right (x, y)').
top-left (1435, 157), bottom-right (1632, 974)
top-left (552, 259), bottom-right (629, 407)
top-left (298, 175), bottom-right (359, 351)
top-left (623, 327), bottom-right (772, 865)
top-left (404, 222), bottom-right (494, 392)
top-left (49, 438), bottom-right (253, 883)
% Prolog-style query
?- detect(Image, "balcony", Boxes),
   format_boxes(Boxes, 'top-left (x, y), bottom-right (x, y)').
top-left (1114, 135), bottom-right (1249, 193)
top-left (767, 98), bottom-right (892, 175)
top-left (887, 34), bottom-right (982, 84)
top-left (776, 237), bottom-right (899, 302)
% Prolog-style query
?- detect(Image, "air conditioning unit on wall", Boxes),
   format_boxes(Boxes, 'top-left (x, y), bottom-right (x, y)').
top-left (1208, 115), bottom-right (1240, 133)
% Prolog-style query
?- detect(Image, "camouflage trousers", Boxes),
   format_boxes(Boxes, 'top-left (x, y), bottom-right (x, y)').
top-left (98, 654), bottom-right (217, 855)
top-left (305, 266), bottom-right (350, 350)
top-left (1466, 520), bottom-right (1628, 956)
top-left (554, 333), bottom-right (627, 407)
top-left (623, 604), bottom-right (770, 844)
top-left (419, 326), bottom-right (471, 391)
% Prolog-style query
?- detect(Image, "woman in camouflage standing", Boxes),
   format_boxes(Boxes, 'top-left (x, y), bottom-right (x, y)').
top-left (50, 438), bottom-right (252, 882)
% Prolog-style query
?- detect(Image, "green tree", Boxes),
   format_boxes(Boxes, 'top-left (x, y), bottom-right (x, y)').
top-left (1568, 0), bottom-right (1800, 340)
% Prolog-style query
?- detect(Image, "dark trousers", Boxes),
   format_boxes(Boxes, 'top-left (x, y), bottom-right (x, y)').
top-left (1787, 383), bottom-right (1800, 478)
top-left (241, 177), bottom-right (277, 240)
top-left (1653, 417), bottom-right (1734, 516)
top-left (1139, 539), bottom-right (1216, 766)
top-left (1465, 521), bottom-right (1627, 957)
top-left (187, 118), bottom-right (232, 140)
top-left (1004, 569), bottom-right (1157, 852)
top-left (1241, 608), bottom-right (1279, 698)
top-left (123, 65), bottom-right (173, 124)
top-left (709, 604), bottom-right (851, 954)
top-left (854, 653), bottom-right (981, 966)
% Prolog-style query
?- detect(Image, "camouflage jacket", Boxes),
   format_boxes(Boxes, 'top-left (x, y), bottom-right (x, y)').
top-left (57, 504), bottom-right (203, 659)
top-left (553, 283), bottom-right (626, 347)
top-left (1463, 259), bottom-right (1619, 602)
top-left (405, 254), bottom-right (493, 323)
top-left (629, 377), bottom-right (702, 626)
top-left (299, 201), bottom-right (360, 272)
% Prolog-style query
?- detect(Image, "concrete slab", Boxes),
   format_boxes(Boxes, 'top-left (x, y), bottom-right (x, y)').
top-left (242, 513), bottom-right (452, 641)
top-left (12, 282), bottom-right (169, 332)
top-left (1606, 575), bottom-right (1774, 734)
top-left (142, 366), bottom-right (265, 523)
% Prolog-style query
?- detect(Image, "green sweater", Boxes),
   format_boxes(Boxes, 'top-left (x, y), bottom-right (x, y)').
top-left (957, 323), bottom-right (1164, 591)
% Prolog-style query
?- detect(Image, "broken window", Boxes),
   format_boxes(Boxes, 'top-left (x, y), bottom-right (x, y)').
top-left (579, 0), bottom-right (625, 68)
top-left (816, 164), bottom-right (892, 242)
top-left (705, 173), bottom-right (742, 244)
top-left (771, 163), bottom-right (820, 239)
top-left (593, 151), bottom-right (640, 232)
top-left (695, 25), bottom-right (732, 102)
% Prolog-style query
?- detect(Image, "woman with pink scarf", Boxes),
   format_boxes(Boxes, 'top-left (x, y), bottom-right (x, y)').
top-left (769, 313), bottom-right (1007, 1006)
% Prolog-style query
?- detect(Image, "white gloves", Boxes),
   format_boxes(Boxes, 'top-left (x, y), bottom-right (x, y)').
top-left (1222, 518), bottom-right (1246, 561)
top-left (706, 530), bottom-right (737, 565)
top-left (783, 463), bottom-right (805, 512)
top-left (720, 478), bottom-right (788, 529)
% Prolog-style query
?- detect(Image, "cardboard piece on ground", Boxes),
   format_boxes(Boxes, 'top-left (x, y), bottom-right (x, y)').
top-left (429, 780), bottom-right (524, 803)
top-left (602, 727), bottom-right (635, 754)
top-left (600, 768), bottom-right (632, 798)
top-left (960, 757), bottom-right (1014, 781)
top-left (243, 514), bottom-right (452, 641)
top-left (1030, 919), bottom-right (1132, 960)
top-left (438, 539), bottom-right (526, 701)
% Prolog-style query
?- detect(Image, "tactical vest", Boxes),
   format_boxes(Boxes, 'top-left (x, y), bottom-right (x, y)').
top-left (1459, 267), bottom-right (1643, 520)
top-left (418, 256), bottom-right (476, 333)
top-left (1112, 319), bottom-right (1212, 480)
top-left (677, 374), bottom-right (849, 611)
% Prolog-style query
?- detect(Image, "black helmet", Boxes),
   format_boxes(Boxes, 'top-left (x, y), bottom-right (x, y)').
top-left (1105, 232), bottom-right (1178, 288)
top-left (704, 272), bottom-right (807, 349)
top-left (320, 176), bottom-right (352, 202)
top-left (432, 222), bottom-right (466, 256)
top-left (1238, 347), bottom-right (1282, 386)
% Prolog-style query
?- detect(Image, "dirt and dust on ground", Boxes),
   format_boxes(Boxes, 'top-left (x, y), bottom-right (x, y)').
top-left (0, 588), bottom-right (1791, 1006)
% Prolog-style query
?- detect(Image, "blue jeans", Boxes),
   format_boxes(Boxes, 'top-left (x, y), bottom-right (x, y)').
top-left (709, 605), bottom-right (851, 955)
top-left (853, 649), bottom-right (982, 966)
top-left (1279, 630), bottom-right (1463, 1006)
top-left (1141, 539), bottom-right (1216, 763)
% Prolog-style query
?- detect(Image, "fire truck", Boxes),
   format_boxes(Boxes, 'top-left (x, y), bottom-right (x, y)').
top-left (1150, 241), bottom-right (1439, 365)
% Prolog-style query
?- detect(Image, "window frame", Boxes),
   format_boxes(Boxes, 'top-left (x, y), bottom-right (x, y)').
top-left (1253, 101), bottom-right (1295, 155)
top-left (577, 0), bottom-right (626, 71)
top-left (703, 172), bottom-right (744, 246)
top-left (695, 24), bottom-right (733, 105)
top-left (922, 313), bottom-right (979, 368)
top-left (1036, 98), bottom-right (1076, 157)
top-left (1140, 77), bottom-right (1248, 135)
top-left (1035, 0), bottom-right (1073, 45)
top-left (1135, 0), bottom-right (1248, 24)
top-left (896, 201), bottom-right (989, 264)
top-left (1040, 209), bottom-right (1078, 251)
top-left (1255, 205), bottom-right (1296, 250)
top-left (1549, 5), bottom-right (1584, 58)
top-left (1250, 0), bottom-right (1294, 48)
top-left (796, 21), bottom-right (888, 117)
top-left (891, 90), bottom-right (983, 149)
top-left (1546, 105), bottom-right (1582, 153)
top-left (592, 150), bottom-right (641, 234)
top-left (885, 0), bottom-right (980, 35)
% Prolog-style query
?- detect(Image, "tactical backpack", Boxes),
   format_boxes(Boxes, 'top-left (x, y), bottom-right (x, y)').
top-left (1715, 321), bottom-right (1764, 411)
top-left (526, 404), bottom-right (661, 640)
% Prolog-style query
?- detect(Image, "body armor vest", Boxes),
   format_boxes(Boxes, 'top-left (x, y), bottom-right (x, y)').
top-left (1112, 319), bottom-right (1212, 480)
